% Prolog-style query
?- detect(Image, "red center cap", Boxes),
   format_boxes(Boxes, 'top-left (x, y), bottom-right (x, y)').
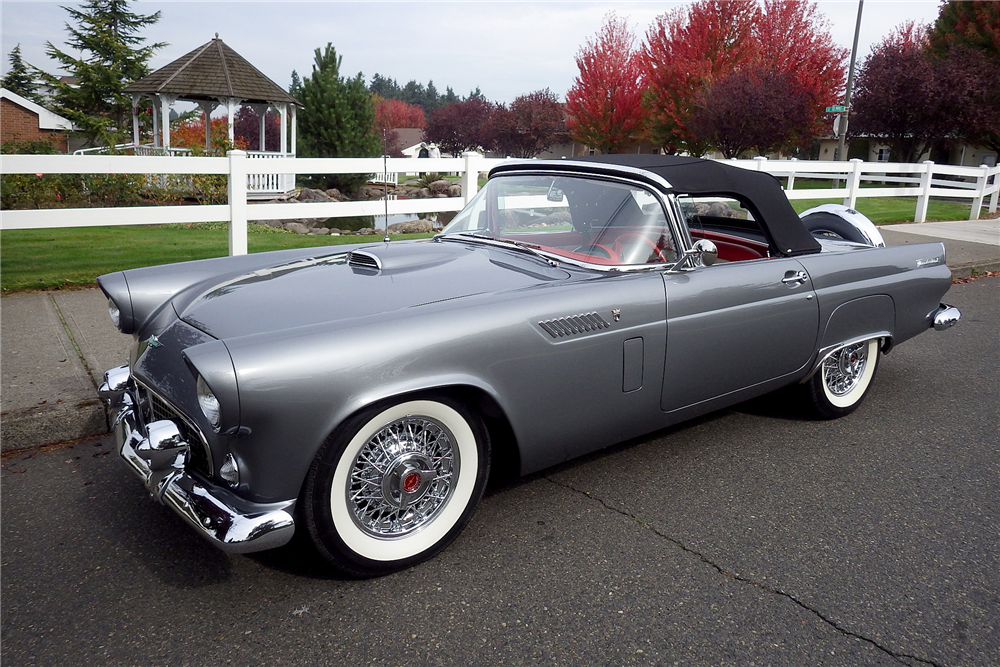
top-left (402, 471), bottom-right (422, 494)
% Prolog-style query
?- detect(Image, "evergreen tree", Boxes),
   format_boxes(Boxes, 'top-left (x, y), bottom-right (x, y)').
top-left (40, 0), bottom-right (164, 145)
top-left (2, 45), bottom-right (39, 101)
top-left (298, 43), bottom-right (380, 190)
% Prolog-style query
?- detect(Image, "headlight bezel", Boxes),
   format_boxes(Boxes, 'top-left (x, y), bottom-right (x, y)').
top-left (196, 375), bottom-right (222, 432)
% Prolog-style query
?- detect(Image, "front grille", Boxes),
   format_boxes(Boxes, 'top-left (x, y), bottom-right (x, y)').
top-left (136, 384), bottom-right (212, 476)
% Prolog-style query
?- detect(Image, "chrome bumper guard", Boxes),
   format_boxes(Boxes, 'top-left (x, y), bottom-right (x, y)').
top-left (99, 365), bottom-right (295, 554)
top-left (932, 303), bottom-right (961, 331)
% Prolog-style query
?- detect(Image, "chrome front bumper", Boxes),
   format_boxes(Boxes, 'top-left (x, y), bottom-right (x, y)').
top-left (99, 365), bottom-right (295, 554)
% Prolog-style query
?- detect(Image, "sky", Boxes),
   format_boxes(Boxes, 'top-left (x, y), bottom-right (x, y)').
top-left (2, 0), bottom-right (944, 104)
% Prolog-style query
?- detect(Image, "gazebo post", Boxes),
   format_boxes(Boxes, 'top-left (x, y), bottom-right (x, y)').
top-left (198, 101), bottom-right (218, 151)
top-left (224, 97), bottom-right (241, 145)
top-left (279, 103), bottom-right (288, 155)
top-left (151, 102), bottom-right (160, 148)
top-left (131, 95), bottom-right (141, 147)
top-left (290, 105), bottom-right (297, 157)
top-left (157, 94), bottom-right (177, 150)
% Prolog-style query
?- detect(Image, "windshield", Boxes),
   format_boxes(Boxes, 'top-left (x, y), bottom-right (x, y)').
top-left (442, 174), bottom-right (678, 266)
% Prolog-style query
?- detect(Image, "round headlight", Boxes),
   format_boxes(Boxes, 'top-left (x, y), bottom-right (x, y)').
top-left (196, 376), bottom-right (221, 431)
top-left (108, 298), bottom-right (121, 329)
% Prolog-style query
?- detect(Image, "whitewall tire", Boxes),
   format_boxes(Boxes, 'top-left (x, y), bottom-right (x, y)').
top-left (303, 397), bottom-right (490, 577)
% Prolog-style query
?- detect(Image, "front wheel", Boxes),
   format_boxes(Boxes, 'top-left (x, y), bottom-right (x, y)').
top-left (302, 397), bottom-right (490, 577)
top-left (804, 339), bottom-right (881, 419)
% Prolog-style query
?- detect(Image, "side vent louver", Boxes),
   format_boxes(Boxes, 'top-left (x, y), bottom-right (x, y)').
top-left (539, 312), bottom-right (611, 338)
top-left (348, 250), bottom-right (381, 270)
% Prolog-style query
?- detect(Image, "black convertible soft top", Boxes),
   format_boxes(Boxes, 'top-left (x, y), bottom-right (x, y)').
top-left (492, 154), bottom-right (822, 257)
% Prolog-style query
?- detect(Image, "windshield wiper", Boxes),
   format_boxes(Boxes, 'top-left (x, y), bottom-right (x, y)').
top-left (442, 232), bottom-right (562, 268)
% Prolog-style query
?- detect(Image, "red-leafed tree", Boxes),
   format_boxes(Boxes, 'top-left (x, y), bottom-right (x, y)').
top-left (374, 96), bottom-right (426, 156)
top-left (235, 106), bottom-right (281, 152)
top-left (689, 68), bottom-right (815, 158)
top-left (642, 0), bottom-right (845, 156)
top-left (754, 0), bottom-right (847, 133)
top-left (171, 116), bottom-right (248, 153)
top-left (850, 23), bottom-right (946, 163)
top-left (565, 13), bottom-right (646, 154)
top-left (927, 0), bottom-right (1000, 57)
top-left (375, 97), bottom-right (426, 130)
top-left (927, 0), bottom-right (1000, 153)
top-left (425, 96), bottom-right (492, 155)
top-left (642, 0), bottom-right (758, 155)
top-left (486, 89), bottom-right (566, 158)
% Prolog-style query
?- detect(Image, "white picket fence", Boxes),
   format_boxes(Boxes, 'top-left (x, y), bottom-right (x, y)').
top-left (1, 152), bottom-right (997, 256)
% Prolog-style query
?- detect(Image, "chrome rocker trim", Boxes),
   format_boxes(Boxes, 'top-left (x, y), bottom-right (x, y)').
top-left (99, 365), bottom-right (295, 554)
top-left (932, 303), bottom-right (961, 331)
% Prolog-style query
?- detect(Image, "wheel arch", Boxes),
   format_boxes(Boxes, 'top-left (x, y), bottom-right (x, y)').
top-left (308, 382), bottom-right (522, 496)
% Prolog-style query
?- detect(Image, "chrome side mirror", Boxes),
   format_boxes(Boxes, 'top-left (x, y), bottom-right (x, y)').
top-left (665, 239), bottom-right (719, 273)
top-left (693, 239), bottom-right (718, 266)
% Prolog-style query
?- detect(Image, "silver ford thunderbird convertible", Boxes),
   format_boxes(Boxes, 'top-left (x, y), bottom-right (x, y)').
top-left (98, 155), bottom-right (961, 576)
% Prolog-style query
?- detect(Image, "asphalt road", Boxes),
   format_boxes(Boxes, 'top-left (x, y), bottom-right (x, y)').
top-left (3, 276), bottom-right (997, 667)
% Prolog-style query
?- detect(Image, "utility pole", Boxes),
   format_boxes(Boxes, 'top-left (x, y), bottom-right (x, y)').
top-left (837, 0), bottom-right (864, 161)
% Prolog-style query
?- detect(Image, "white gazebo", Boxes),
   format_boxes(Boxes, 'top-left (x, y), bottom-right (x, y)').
top-left (123, 35), bottom-right (301, 197)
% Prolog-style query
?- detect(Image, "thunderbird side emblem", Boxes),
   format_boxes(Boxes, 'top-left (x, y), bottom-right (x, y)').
top-left (612, 309), bottom-right (621, 322)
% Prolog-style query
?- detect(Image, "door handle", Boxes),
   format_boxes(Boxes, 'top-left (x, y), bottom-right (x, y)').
top-left (781, 270), bottom-right (809, 287)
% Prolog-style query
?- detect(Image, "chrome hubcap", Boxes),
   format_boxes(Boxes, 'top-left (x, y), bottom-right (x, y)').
top-left (823, 342), bottom-right (869, 396)
top-left (348, 416), bottom-right (457, 538)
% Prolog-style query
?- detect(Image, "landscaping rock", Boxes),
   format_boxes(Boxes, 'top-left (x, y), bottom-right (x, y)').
top-left (297, 188), bottom-right (331, 202)
top-left (429, 179), bottom-right (451, 195)
top-left (284, 222), bottom-right (312, 235)
top-left (388, 220), bottom-right (434, 234)
top-left (448, 184), bottom-right (462, 197)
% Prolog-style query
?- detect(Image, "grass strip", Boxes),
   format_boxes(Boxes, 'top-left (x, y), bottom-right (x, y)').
top-left (1, 224), bottom-right (433, 292)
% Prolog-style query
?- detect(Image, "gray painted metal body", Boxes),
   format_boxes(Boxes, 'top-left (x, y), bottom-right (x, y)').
top-left (96, 158), bottom-right (956, 554)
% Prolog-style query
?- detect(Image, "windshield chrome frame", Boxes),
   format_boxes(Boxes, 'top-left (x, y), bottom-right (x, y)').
top-left (440, 168), bottom-right (690, 274)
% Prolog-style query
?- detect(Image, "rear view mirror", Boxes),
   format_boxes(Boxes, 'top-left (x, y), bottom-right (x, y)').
top-left (546, 185), bottom-right (564, 202)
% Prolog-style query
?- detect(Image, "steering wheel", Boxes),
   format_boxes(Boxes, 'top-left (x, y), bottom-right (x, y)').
top-left (614, 233), bottom-right (670, 264)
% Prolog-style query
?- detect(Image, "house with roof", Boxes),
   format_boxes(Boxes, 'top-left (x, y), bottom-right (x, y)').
top-left (0, 88), bottom-right (77, 152)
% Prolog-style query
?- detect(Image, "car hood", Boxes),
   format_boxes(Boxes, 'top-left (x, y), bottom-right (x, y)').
top-left (175, 240), bottom-right (571, 339)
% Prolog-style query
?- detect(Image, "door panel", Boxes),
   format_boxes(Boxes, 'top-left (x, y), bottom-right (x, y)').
top-left (661, 259), bottom-right (819, 412)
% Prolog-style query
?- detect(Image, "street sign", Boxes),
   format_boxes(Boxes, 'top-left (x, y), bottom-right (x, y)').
top-left (826, 105), bottom-right (846, 113)
top-left (833, 114), bottom-right (843, 138)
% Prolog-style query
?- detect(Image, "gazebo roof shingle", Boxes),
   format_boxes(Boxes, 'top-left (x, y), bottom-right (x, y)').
top-left (125, 36), bottom-right (300, 106)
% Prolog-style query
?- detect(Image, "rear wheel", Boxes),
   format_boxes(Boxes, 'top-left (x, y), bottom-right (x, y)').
top-left (804, 339), bottom-right (880, 419)
top-left (303, 397), bottom-right (490, 577)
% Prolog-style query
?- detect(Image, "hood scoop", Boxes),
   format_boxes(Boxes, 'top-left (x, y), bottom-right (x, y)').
top-left (348, 250), bottom-right (381, 271)
top-left (346, 243), bottom-right (462, 275)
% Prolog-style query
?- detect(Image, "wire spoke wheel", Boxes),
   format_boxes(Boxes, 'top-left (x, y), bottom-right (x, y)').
top-left (304, 397), bottom-right (489, 577)
top-left (804, 338), bottom-right (881, 419)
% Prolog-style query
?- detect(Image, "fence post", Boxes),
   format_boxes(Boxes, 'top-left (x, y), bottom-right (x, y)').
top-left (990, 167), bottom-right (999, 214)
top-left (844, 159), bottom-right (863, 209)
top-left (786, 158), bottom-right (797, 191)
top-left (914, 160), bottom-right (935, 223)
top-left (753, 156), bottom-right (767, 171)
top-left (228, 149), bottom-right (248, 256)
top-left (462, 151), bottom-right (479, 205)
top-left (968, 164), bottom-right (990, 221)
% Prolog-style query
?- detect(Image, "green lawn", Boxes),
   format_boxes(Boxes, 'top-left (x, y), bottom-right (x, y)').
top-left (787, 197), bottom-right (971, 224)
top-left (0, 192), bottom-right (976, 293)
top-left (1, 225), bottom-right (433, 292)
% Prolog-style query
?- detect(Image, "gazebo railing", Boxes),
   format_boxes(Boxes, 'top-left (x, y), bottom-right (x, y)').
top-left (246, 151), bottom-right (295, 198)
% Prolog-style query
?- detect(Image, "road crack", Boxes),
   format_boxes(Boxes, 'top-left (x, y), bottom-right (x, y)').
top-left (546, 476), bottom-right (943, 667)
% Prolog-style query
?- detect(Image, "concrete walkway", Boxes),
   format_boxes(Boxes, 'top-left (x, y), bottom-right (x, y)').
top-left (2, 219), bottom-right (998, 453)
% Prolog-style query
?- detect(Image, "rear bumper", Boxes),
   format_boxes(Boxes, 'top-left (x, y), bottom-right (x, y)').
top-left (933, 303), bottom-right (961, 331)
top-left (99, 365), bottom-right (295, 554)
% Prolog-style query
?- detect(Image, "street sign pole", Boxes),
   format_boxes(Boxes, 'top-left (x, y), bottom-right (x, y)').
top-left (837, 0), bottom-right (864, 161)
